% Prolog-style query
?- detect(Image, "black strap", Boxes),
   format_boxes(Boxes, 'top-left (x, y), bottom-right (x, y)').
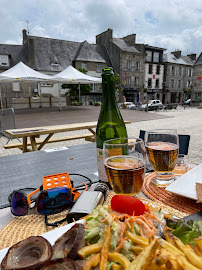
top-left (45, 215), bottom-right (68, 227)
top-left (69, 173), bottom-right (93, 190)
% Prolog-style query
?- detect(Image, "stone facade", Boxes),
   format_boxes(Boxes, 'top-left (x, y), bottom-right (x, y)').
top-left (163, 51), bottom-right (195, 104)
top-left (1, 29), bottom-right (202, 108)
top-left (96, 29), bottom-right (145, 104)
top-left (0, 30), bottom-right (109, 109)
top-left (192, 53), bottom-right (202, 105)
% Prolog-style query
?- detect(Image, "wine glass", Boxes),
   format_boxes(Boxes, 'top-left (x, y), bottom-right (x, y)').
top-left (145, 129), bottom-right (179, 187)
top-left (103, 138), bottom-right (146, 195)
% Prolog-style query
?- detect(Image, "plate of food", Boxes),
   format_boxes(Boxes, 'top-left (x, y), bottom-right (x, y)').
top-left (1, 195), bottom-right (202, 270)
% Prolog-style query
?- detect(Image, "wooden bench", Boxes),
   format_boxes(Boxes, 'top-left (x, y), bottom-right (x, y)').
top-left (4, 121), bottom-right (131, 152)
top-left (4, 134), bottom-right (94, 150)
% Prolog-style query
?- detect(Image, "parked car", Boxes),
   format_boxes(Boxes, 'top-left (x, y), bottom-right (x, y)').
top-left (182, 99), bottom-right (191, 106)
top-left (118, 102), bottom-right (136, 109)
top-left (140, 100), bottom-right (164, 111)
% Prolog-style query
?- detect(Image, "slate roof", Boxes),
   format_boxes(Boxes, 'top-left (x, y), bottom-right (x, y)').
top-left (0, 44), bottom-right (28, 70)
top-left (74, 40), bottom-right (106, 63)
top-left (112, 38), bottom-right (141, 53)
top-left (27, 35), bottom-right (81, 72)
top-left (163, 53), bottom-right (194, 66)
top-left (194, 52), bottom-right (202, 66)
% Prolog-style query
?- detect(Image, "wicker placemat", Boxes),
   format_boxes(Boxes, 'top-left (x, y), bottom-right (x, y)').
top-left (142, 172), bottom-right (202, 215)
top-left (0, 210), bottom-right (69, 250)
top-left (0, 190), bottom-right (186, 250)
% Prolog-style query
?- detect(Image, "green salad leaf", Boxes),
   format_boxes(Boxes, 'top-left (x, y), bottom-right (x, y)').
top-left (167, 219), bottom-right (202, 245)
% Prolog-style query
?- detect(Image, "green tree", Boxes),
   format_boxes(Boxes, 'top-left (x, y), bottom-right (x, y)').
top-left (114, 73), bottom-right (122, 92)
top-left (61, 68), bottom-right (92, 100)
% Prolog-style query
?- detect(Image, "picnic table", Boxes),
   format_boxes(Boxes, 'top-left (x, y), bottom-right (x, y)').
top-left (4, 121), bottom-right (131, 152)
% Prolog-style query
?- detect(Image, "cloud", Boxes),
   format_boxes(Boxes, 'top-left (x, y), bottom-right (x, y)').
top-left (0, 0), bottom-right (201, 55)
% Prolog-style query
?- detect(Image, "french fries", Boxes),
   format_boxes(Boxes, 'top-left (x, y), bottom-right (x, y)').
top-left (127, 239), bottom-right (159, 270)
top-left (81, 223), bottom-right (202, 270)
top-left (83, 253), bottom-right (100, 270)
top-left (125, 231), bottom-right (149, 247)
top-left (99, 225), bottom-right (112, 270)
top-left (108, 252), bottom-right (130, 269)
top-left (77, 240), bottom-right (103, 258)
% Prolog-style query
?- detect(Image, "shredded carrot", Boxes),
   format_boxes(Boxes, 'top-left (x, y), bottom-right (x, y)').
top-left (164, 214), bottom-right (174, 219)
top-left (83, 181), bottom-right (88, 191)
top-left (115, 237), bottom-right (128, 252)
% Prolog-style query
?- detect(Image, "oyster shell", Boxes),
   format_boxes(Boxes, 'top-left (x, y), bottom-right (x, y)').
top-left (53, 223), bottom-right (85, 260)
top-left (41, 258), bottom-right (82, 270)
top-left (1, 236), bottom-right (53, 270)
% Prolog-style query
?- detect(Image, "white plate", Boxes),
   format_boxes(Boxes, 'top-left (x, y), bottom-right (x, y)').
top-left (0, 220), bottom-right (84, 267)
top-left (165, 163), bottom-right (202, 200)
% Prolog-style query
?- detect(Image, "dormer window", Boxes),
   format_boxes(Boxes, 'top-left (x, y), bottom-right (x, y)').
top-left (51, 61), bottom-right (60, 67)
top-left (0, 55), bottom-right (9, 66)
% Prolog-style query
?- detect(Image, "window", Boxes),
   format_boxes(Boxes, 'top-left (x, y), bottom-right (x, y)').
top-left (81, 63), bottom-right (87, 70)
top-left (155, 79), bottom-right (159, 88)
top-left (153, 52), bottom-right (159, 62)
top-left (136, 62), bottom-right (140, 71)
top-left (148, 64), bottom-right (153, 74)
top-left (187, 80), bottom-right (191, 88)
top-left (12, 82), bottom-right (20, 92)
top-left (179, 67), bottom-right (182, 76)
top-left (188, 69), bottom-right (192, 76)
top-left (96, 64), bottom-right (102, 72)
top-left (171, 66), bottom-right (175, 75)
top-left (156, 65), bottom-right (160, 75)
top-left (135, 77), bottom-right (139, 86)
top-left (126, 77), bottom-right (131, 86)
top-left (178, 80), bottom-right (181, 88)
top-left (0, 55), bottom-right (9, 66)
top-left (127, 61), bottom-right (131, 70)
top-left (51, 61), bottom-right (60, 67)
top-left (171, 79), bottom-right (174, 88)
top-left (146, 51), bottom-right (152, 62)
top-left (195, 93), bottom-right (202, 101)
top-left (148, 78), bottom-right (152, 88)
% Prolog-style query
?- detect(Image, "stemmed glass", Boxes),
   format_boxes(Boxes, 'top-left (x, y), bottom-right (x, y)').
top-left (145, 129), bottom-right (179, 187)
top-left (103, 138), bottom-right (146, 195)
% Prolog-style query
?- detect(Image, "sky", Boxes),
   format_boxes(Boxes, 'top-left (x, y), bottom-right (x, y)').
top-left (0, 0), bottom-right (202, 56)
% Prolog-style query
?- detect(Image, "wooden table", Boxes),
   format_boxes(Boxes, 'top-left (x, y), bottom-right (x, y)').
top-left (4, 121), bottom-right (131, 152)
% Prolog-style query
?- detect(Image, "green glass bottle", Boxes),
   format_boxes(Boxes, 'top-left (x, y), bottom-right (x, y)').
top-left (96, 67), bottom-right (128, 184)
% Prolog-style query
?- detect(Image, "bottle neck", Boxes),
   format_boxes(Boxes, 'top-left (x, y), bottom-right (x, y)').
top-left (102, 74), bottom-right (117, 107)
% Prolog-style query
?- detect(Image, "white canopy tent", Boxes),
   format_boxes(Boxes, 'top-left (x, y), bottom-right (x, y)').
top-left (0, 63), bottom-right (102, 110)
top-left (52, 65), bottom-right (102, 110)
top-left (51, 65), bottom-right (102, 84)
top-left (0, 61), bottom-right (56, 109)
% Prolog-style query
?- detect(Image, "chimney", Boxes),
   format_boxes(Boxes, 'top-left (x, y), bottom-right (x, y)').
top-left (123, 34), bottom-right (136, 46)
top-left (96, 28), bottom-right (113, 45)
top-left (22, 29), bottom-right (28, 45)
top-left (171, 50), bottom-right (181, 58)
top-left (187, 53), bottom-right (196, 61)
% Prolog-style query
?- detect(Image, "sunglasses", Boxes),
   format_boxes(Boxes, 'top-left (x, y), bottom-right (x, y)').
top-left (8, 172), bottom-right (92, 226)
top-left (9, 187), bottom-right (74, 227)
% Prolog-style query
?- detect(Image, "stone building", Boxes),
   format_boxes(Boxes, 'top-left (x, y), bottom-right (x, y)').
top-left (192, 53), bottom-right (202, 105)
top-left (96, 29), bottom-right (145, 104)
top-left (134, 44), bottom-right (165, 102)
top-left (162, 51), bottom-right (195, 104)
top-left (0, 30), bottom-right (109, 108)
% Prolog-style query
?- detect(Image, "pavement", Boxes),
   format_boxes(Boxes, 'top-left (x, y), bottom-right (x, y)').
top-left (0, 105), bottom-right (202, 166)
